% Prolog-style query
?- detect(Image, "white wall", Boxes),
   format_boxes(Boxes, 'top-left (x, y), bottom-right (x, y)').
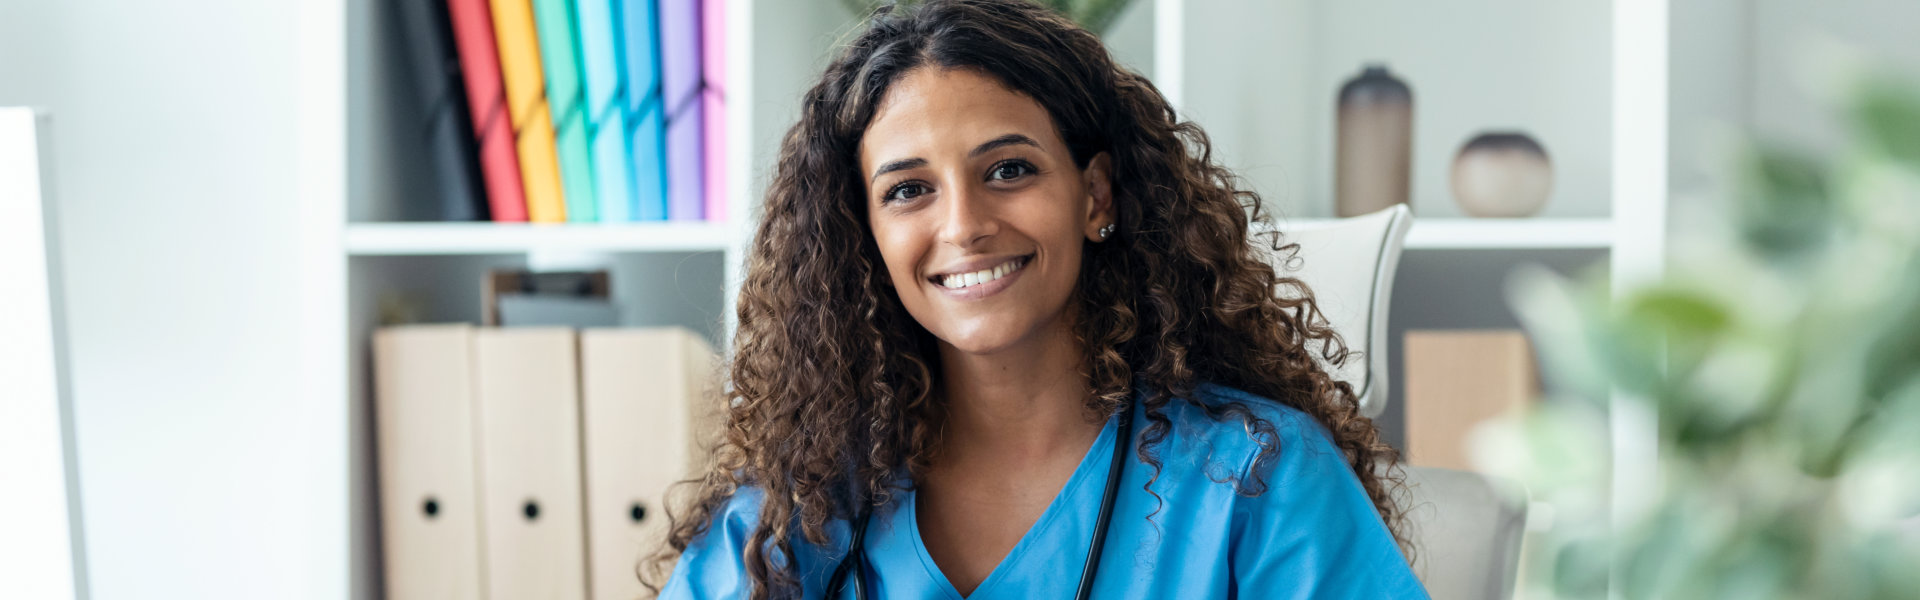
top-left (1667, 0), bottom-right (1920, 234)
top-left (0, 1), bottom-right (345, 598)
top-left (1746, 0), bottom-right (1920, 150)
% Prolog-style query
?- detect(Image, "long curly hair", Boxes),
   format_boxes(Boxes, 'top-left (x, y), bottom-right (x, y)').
top-left (643, 1), bottom-right (1407, 597)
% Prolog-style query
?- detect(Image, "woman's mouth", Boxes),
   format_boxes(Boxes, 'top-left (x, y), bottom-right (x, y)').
top-left (928, 253), bottom-right (1032, 299)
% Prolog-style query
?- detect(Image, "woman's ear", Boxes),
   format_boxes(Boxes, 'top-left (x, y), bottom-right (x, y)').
top-left (1083, 152), bottom-right (1115, 241)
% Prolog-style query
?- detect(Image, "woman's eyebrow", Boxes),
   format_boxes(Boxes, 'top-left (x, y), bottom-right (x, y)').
top-left (969, 133), bottom-right (1040, 158)
top-left (868, 134), bottom-right (1040, 183)
top-left (871, 157), bottom-right (928, 183)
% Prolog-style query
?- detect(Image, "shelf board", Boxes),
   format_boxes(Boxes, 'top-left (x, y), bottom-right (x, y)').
top-left (1274, 217), bottom-right (1614, 250)
top-left (347, 217), bottom-right (1610, 256)
top-left (1404, 218), bottom-right (1613, 249)
top-left (344, 222), bottom-right (737, 255)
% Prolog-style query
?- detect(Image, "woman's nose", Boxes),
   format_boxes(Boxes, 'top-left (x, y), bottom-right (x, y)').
top-left (937, 181), bottom-right (998, 249)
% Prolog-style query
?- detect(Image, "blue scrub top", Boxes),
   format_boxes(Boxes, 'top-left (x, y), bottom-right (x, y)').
top-left (662, 383), bottom-right (1429, 599)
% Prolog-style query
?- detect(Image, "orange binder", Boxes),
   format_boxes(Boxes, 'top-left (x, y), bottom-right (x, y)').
top-left (489, 0), bottom-right (568, 222)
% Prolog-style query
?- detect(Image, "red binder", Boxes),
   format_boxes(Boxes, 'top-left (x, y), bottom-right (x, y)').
top-left (447, 0), bottom-right (529, 222)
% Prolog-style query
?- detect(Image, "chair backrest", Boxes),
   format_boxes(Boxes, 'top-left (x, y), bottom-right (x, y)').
top-left (0, 107), bottom-right (89, 599)
top-left (1400, 465), bottom-right (1528, 599)
top-left (1266, 205), bottom-right (1412, 418)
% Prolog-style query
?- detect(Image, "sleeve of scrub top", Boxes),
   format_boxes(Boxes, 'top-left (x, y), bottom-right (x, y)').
top-left (660, 488), bottom-right (760, 599)
top-left (660, 487), bottom-right (846, 600)
top-left (1229, 411), bottom-right (1430, 599)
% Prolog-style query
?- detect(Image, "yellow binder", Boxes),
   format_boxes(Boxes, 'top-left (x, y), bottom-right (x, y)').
top-left (489, 0), bottom-right (567, 223)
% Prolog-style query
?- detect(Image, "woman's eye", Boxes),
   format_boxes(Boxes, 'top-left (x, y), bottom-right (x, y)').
top-left (884, 182), bottom-right (927, 203)
top-left (989, 161), bottom-right (1035, 182)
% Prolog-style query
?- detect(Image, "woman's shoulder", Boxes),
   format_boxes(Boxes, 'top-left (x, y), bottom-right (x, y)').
top-left (1165, 385), bottom-right (1426, 597)
top-left (1146, 382), bottom-right (1354, 495)
top-left (664, 484), bottom-right (845, 596)
top-left (683, 484), bottom-right (767, 551)
top-left (1161, 382), bottom-right (1337, 460)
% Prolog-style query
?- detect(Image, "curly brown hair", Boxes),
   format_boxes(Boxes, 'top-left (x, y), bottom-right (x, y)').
top-left (642, 1), bottom-right (1408, 597)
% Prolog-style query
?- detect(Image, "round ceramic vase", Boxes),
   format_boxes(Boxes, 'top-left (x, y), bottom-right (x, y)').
top-left (1450, 132), bottom-right (1552, 218)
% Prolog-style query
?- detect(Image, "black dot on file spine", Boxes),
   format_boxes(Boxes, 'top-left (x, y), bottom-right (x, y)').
top-left (422, 497), bottom-right (440, 519)
top-left (523, 500), bottom-right (540, 521)
top-left (630, 502), bottom-right (647, 523)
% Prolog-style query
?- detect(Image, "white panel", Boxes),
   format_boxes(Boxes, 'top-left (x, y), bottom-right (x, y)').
top-left (0, 0), bottom-right (337, 597)
top-left (0, 108), bottom-right (87, 600)
top-left (1612, 2), bottom-right (1668, 597)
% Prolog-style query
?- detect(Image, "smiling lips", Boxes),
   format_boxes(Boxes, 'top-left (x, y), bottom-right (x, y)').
top-left (931, 254), bottom-right (1032, 290)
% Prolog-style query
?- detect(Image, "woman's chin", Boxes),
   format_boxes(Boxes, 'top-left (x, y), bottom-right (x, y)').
top-left (933, 322), bottom-right (1030, 357)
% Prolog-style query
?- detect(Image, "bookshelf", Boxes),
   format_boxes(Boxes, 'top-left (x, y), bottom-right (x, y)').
top-left (297, 0), bottom-right (1674, 597)
top-left (343, 222), bottom-right (740, 255)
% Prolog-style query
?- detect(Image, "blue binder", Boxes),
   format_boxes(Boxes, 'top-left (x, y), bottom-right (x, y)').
top-left (621, 0), bottom-right (669, 221)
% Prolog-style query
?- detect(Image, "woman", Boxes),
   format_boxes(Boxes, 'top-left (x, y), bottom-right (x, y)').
top-left (650, 0), bottom-right (1425, 597)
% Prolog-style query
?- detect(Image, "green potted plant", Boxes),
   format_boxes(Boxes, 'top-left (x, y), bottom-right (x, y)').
top-left (1484, 67), bottom-right (1920, 598)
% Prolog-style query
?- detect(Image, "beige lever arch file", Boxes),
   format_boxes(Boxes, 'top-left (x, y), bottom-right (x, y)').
top-left (580, 327), bottom-right (722, 600)
top-left (475, 327), bottom-right (589, 599)
top-left (372, 324), bottom-right (487, 599)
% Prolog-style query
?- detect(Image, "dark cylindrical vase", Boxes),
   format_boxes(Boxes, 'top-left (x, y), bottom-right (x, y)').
top-left (1336, 64), bottom-right (1414, 218)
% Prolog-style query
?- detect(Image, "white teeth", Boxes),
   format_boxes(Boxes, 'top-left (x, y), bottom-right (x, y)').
top-left (938, 257), bottom-right (1025, 289)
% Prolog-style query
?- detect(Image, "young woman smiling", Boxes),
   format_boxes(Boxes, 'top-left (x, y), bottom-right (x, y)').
top-left (649, 1), bottom-right (1426, 598)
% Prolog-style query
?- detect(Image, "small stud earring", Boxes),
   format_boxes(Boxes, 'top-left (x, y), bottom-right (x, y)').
top-left (1097, 223), bottom-right (1115, 240)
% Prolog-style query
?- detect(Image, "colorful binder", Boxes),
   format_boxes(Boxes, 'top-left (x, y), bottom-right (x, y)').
top-left (490, 0), bottom-right (568, 222)
top-left (474, 328), bottom-right (589, 599)
top-left (447, 0), bottom-right (530, 222)
top-left (576, 0), bottom-right (636, 222)
top-left (660, 0), bottom-right (704, 220)
top-left (393, 0), bottom-right (490, 221)
top-left (579, 328), bottom-right (720, 600)
top-left (532, 0), bottom-right (599, 222)
top-left (371, 325), bottom-right (487, 599)
top-left (623, 0), bottom-right (669, 220)
top-left (699, 0), bottom-right (725, 222)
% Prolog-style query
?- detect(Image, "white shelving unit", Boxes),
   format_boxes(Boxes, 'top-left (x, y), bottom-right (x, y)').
top-left (299, 1), bottom-right (1679, 597)
top-left (1275, 218), bottom-right (1616, 250)
top-left (343, 222), bottom-right (739, 255)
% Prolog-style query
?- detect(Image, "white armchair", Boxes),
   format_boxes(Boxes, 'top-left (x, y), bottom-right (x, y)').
top-left (1268, 204), bottom-right (1411, 419)
top-left (1268, 205), bottom-right (1528, 599)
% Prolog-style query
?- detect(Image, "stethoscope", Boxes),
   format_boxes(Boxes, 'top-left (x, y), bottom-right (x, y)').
top-left (825, 404), bottom-right (1133, 600)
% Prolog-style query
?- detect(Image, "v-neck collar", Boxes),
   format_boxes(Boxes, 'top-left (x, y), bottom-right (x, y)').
top-left (903, 409), bottom-right (1123, 599)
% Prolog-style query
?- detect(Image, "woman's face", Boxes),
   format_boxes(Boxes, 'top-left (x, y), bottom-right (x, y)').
top-left (860, 67), bottom-right (1112, 356)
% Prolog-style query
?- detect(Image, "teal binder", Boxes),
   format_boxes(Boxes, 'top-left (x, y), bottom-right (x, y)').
top-left (532, 0), bottom-right (598, 222)
top-left (575, 0), bottom-right (637, 222)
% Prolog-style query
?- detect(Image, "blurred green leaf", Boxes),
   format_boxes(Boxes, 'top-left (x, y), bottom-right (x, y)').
top-left (1851, 79), bottom-right (1920, 167)
top-left (1737, 144), bottom-right (1834, 259)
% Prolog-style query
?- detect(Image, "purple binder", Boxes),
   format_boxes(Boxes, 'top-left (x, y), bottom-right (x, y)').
top-left (660, 0), bottom-right (703, 220)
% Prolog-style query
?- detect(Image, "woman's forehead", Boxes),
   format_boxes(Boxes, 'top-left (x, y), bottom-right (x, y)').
top-left (859, 67), bottom-right (1065, 169)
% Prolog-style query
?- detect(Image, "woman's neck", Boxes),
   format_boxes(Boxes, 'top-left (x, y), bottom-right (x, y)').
top-left (933, 316), bottom-right (1104, 466)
